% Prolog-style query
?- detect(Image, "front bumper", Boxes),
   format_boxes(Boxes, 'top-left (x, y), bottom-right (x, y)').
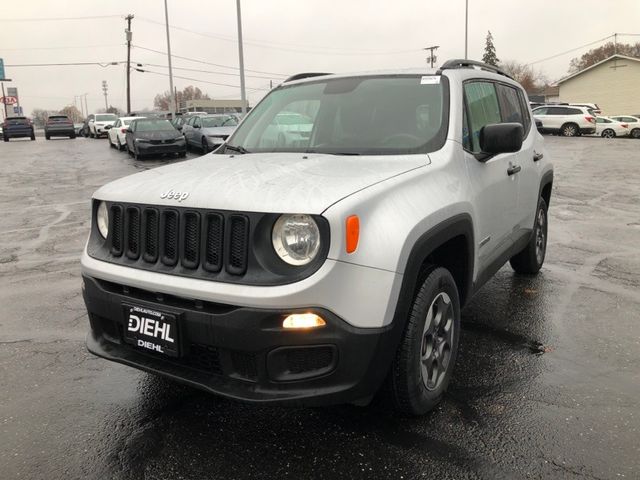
top-left (83, 275), bottom-right (399, 405)
top-left (136, 141), bottom-right (186, 155)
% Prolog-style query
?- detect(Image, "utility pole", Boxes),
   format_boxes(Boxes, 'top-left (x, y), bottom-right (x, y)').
top-left (464, 0), bottom-right (469, 59)
top-left (125, 14), bottom-right (134, 114)
top-left (163, 0), bottom-right (176, 118)
top-left (424, 45), bottom-right (440, 68)
top-left (236, 0), bottom-right (247, 114)
top-left (614, 33), bottom-right (618, 55)
top-left (102, 81), bottom-right (109, 110)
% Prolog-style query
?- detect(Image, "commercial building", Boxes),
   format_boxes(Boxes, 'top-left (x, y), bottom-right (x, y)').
top-left (557, 55), bottom-right (640, 114)
top-left (179, 99), bottom-right (248, 114)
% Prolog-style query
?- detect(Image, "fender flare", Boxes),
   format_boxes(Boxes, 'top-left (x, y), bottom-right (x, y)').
top-left (392, 213), bottom-right (475, 328)
top-left (538, 169), bottom-right (554, 207)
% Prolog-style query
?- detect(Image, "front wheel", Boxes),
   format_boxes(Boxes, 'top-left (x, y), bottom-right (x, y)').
top-left (30, 133), bottom-right (36, 141)
top-left (201, 138), bottom-right (209, 153)
top-left (387, 266), bottom-right (461, 416)
top-left (510, 197), bottom-right (548, 274)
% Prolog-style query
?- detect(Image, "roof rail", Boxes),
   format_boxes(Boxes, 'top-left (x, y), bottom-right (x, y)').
top-left (437, 59), bottom-right (513, 80)
top-left (283, 72), bottom-right (332, 83)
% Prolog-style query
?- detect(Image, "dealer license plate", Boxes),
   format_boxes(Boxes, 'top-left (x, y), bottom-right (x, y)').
top-left (123, 304), bottom-right (179, 357)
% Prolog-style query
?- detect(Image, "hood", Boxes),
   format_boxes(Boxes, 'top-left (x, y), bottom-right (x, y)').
top-left (94, 152), bottom-right (428, 214)
top-left (136, 130), bottom-right (181, 140)
top-left (201, 126), bottom-right (236, 136)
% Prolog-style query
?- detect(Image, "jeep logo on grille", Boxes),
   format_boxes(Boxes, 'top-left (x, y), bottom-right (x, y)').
top-left (160, 189), bottom-right (189, 202)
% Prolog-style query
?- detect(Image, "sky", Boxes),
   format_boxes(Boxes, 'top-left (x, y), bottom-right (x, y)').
top-left (1, 0), bottom-right (639, 116)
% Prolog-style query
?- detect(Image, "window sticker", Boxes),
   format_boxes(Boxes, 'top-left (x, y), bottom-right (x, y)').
top-left (420, 76), bottom-right (441, 85)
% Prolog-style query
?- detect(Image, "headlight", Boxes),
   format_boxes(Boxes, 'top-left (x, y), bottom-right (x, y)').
top-left (272, 214), bottom-right (320, 266)
top-left (135, 138), bottom-right (151, 143)
top-left (96, 201), bottom-right (109, 239)
top-left (207, 136), bottom-right (225, 143)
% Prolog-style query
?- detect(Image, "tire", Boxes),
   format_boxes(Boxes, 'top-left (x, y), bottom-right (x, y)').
top-left (202, 138), bottom-right (209, 153)
top-left (3, 137), bottom-right (8, 142)
top-left (560, 123), bottom-right (578, 137)
top-left (127, 144), bottom-right (133, 157)
top-left (178, 151), bottom-right (187, 158)
top-left (631, 128), bottom-right (640, 139)
top-left (30, 133), bottom-right (36, 141)
top-left (90, 129), bottom-right (94, 138)
top-left (70, 133), bottom-right (76, 139)
top-left (117, 138), bottom-right (123, 151)
top-left (510, 197), bottom-right (548, 274)
top-left (601, 129), bottom-right (616, 138)
top-left (387, 266), bottom-right (461, 416)
top-left (45, 135), bottom-right (50, 140)
top-left (133, 148), bottom-right (141, 160)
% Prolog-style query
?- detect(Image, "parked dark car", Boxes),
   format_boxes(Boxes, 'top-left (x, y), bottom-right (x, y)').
top-left (2, 116), bottom-right (35, 142)
top-left (125, 118), bottom-right (186, 160)
top-left (45, 115), bottom-right (76, 139)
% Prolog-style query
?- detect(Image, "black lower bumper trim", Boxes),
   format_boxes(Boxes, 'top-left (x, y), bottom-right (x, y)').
top-left (83, 275), bottom-right (399, 406)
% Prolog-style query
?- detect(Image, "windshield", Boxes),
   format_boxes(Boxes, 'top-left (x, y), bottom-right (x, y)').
top-left (226, 75), bottom-right (448, 155)
top-left (95, 114), bottom-right (116, 122)
top-left (135, 120), bottom-right (176, 132)
top-left (202, 116), bottom-right (238, 128)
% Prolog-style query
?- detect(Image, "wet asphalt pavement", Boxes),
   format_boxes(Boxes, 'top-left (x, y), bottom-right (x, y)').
top-left (1, 135), bottom-right (639, 479)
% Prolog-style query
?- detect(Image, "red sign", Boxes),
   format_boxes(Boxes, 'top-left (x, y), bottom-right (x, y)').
top-left (1, 96), bottom-right (18, 105)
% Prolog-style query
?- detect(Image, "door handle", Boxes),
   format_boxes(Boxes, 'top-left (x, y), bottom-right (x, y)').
top-left (533, 151), bottom-right (544, 161)
top-left (507, 164), bottom-right (521, 176)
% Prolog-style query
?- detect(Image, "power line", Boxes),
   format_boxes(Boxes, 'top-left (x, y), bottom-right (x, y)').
top-left (0, 15), bottom-right (122, 22)
top-left (526, 35), bottom-right (615, 66)
top-left (135, 16), bottom-right (420, 56)
top-left (136, 62), bottom-right (278, 81)
top-left (132, 44), bottom-right (288, 77)
top-left (0, 44), bottom-right (123, 51)
top-left (138, 68), bottom-right (270, 91)
top-left (5, 61), bottom-right (124, 67)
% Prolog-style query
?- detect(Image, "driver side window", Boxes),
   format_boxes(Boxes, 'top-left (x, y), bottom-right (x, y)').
top-left (194, 118), bottom-right (201, 128)
top-left (463, 82), bottom-right (501, 153)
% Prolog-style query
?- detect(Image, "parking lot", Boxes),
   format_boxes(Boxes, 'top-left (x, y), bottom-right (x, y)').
top-left (1, 135), bottom-right (639, 479)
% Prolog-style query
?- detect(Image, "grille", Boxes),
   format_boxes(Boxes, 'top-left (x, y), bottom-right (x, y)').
top-left (108, 204), bottom-right (250, 277)
top-left (184, 344), bottom-right (223, 375)
top-left (285, 346), bottom-right (334, 374)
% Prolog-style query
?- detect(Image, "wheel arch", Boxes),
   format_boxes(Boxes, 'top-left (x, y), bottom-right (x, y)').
top-left (539, 170), bottom-right (553, 208)
top-left (392, 214), bottom-right (475, 330)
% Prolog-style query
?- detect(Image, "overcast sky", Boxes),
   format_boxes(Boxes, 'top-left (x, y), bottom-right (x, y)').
top-left (1, 0), bottom-right (639, 115)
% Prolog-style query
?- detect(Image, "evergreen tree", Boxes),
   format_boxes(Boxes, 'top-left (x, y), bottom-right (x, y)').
top-left (482, 31), bottom-right (499, 66)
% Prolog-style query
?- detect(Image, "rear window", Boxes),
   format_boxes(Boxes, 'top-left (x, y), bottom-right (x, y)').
top-left (95, 114), bottom-right (117, 122)
top-left (48, 116), bottom-right (70, 122)
top-left (6, 117), bottom-right (28, 124)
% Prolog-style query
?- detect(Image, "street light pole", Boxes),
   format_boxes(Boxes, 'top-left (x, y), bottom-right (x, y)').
top-left (235, 0), bottom-right (247, 114)
top-left (464, 0), bottom-right (469, 59)
top-left (163, 0), bottom-right (176, 118)
top-left (125, 14), bottom-right (134, 114)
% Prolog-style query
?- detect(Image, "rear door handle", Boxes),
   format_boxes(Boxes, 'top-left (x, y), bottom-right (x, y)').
top-left (507, 164), bottom-right (521, 176)
top-left (533, 151), bottom-right (544, 161)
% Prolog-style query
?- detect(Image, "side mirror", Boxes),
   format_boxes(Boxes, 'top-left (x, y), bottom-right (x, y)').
top-left (535, 119), bottom-right (543, 131)
top-left (194, 125), bottom-right (200, 129)
top-left (477, 123), bottom-right (523, 161)
top-left (126, 128), bottom-right (133, 133)
top-left (176, 125), bottom-right (183, 131)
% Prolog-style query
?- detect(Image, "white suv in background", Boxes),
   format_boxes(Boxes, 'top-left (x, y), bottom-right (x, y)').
top-left (532, 105), bottom-right (596, 136)
top-left (595, 116), bottom-right (630, 138)
top-left (89, 113), bottom-right (117, 138)
top-left (610, 115), bottom-right (640, 139)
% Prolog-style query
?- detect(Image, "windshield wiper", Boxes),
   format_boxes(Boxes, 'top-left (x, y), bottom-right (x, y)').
top-left (224, 144), bottom-right (250, 154)
top-left (305, 149), bottom-right (360, 156)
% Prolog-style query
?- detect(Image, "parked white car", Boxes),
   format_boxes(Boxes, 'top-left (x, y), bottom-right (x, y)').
top-left (595, 116), bottom-right (630, 138)
top-left (532, 105), bottom-right (596, 136)
top-left (107, 116), bottom-right (145, 150)
top-left (609, 115), bottom-right (640, 139)
top-left (88, 113), bottom-right (117, 138)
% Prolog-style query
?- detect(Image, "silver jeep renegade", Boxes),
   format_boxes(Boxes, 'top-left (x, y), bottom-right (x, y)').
top-left (82, 59), bottom-right (553, 415)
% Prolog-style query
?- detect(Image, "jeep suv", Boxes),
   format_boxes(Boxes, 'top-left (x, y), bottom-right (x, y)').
top-left (82, 59), bottom-right (553, 415)
top-left (532, 105), bottom-right (596, 136)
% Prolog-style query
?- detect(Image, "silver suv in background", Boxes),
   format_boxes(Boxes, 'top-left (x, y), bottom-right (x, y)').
top-left (82, 60), bottom-right (553, 416)
top-left (532, 105), bottom-right (596, 136)
top-left (182, 114), bottom-right (239, 152)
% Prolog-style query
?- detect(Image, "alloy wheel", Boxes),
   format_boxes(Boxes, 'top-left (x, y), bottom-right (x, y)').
top-left (420, 292), bottom-right (454, 391)
top-left (535, 207), bottom-right (547, 265)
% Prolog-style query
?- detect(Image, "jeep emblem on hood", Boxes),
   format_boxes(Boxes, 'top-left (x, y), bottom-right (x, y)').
top-left (160, 189), bottom-right (189, 202)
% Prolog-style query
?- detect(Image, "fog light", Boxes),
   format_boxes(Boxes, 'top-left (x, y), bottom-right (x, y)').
top-left (283, 313), bottom-right (326, 329)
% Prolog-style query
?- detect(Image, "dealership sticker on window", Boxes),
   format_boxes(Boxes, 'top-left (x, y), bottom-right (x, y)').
top-left (420, 76), bottom-right (441, 85)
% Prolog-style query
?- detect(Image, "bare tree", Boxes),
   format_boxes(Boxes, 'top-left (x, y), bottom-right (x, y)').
top-left (500, 60), bottom-right (549, 94)
top-left (59, 105), bottom-right (83, 123)
top-left (569, 42), bottom-right (640, 73)
top-left (30, 108), bottom-right (50, 127)
top-left (154, 86), bottom-right (211, 111)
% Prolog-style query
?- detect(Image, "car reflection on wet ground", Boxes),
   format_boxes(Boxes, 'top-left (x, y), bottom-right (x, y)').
top-left (0, 136), bottom-right (638, 479)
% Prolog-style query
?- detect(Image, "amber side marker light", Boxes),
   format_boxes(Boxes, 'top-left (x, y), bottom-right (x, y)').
top-left (346, 215), bottom-right (360, 253)
top-left (283, 313), bottom-right (326, 329)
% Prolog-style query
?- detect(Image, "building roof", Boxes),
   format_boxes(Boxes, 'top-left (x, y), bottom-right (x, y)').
top-left (557, 55), bottom-right (640, 84)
